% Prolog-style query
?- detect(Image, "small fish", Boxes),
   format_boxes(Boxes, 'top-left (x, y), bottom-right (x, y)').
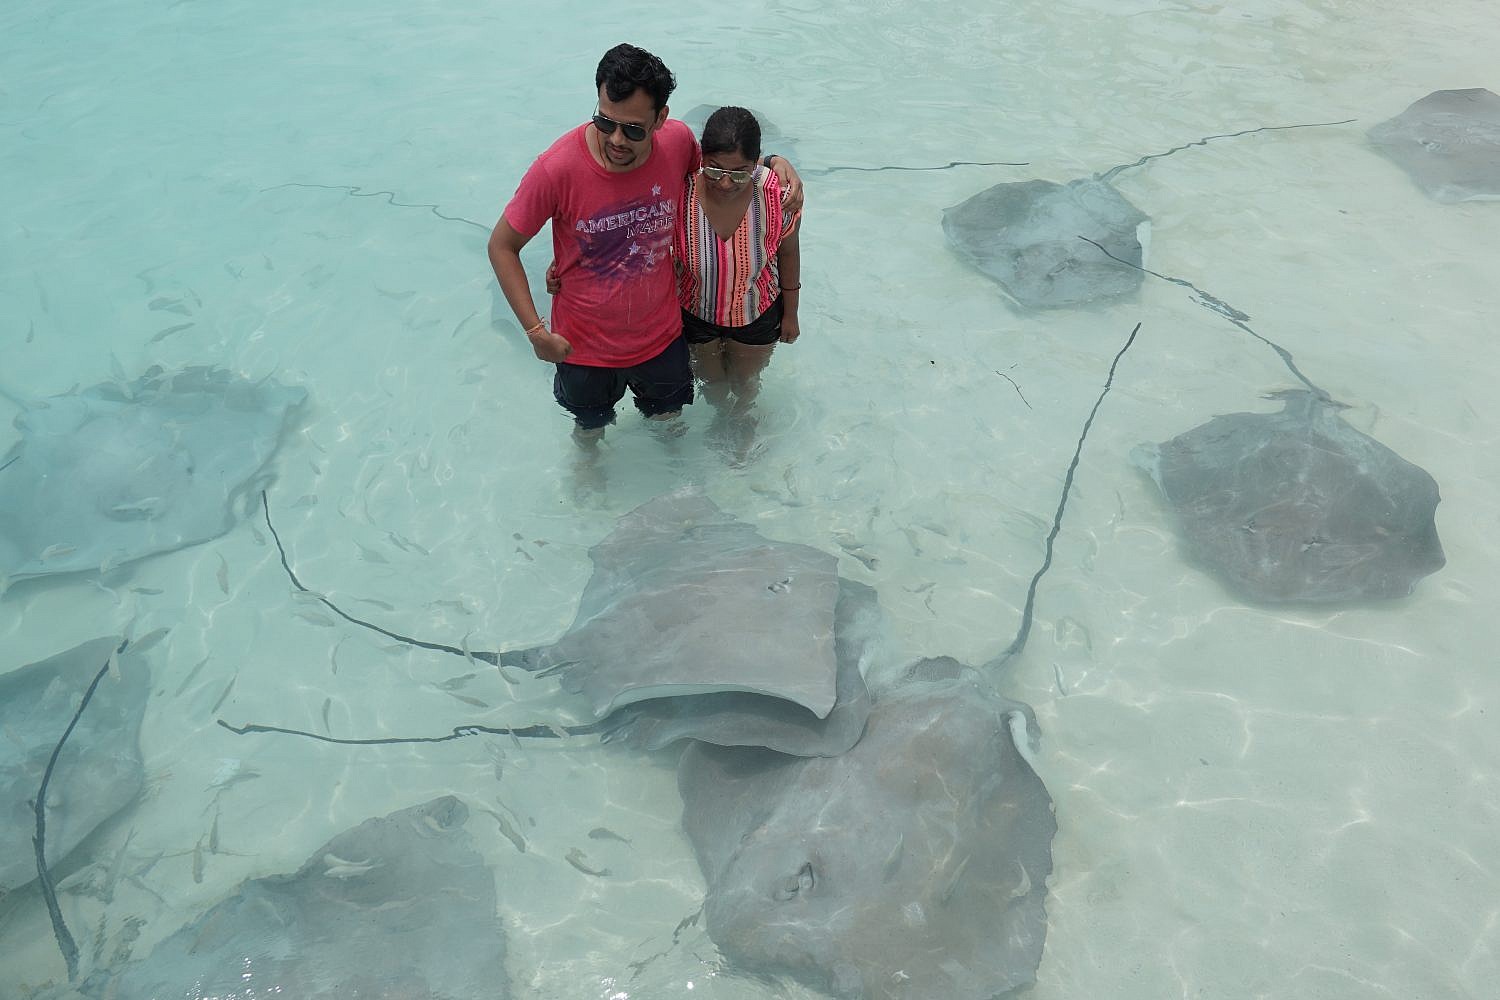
top-left (148, 296), bottom-right (191, 315)
top-left (385, 530), bottom-right (431, 556)
top-left (355, 596), bottom-right (396, 612)
top-left (514, 546), bottom-right (534, 562)
top-left (109, 498), bottom-right (163, 517)
top-left (149, 322), bottom-right (195, 344)
top-left (432, 599), bottom-right (470, 615)
top-left (881, 833), bottom-right (905, 883)
top-left (486, 810), bottom-right (528, 854)
top-left (444, 691), bottom-right (489, 709)
top-left (208, 757), bottom-right (261, 790)
top-left (588, 827), bottom-right (632, 846)
top-left (290, 494), bottom-right (318, 510)
top-left (191, 837), bottom-right (206, 883)
top-left (323, 858), bottom-right (379, 879)
top-left (292, 608), bottom-right (337, 628)
top-left (436, 673), bottom-right (478, 691)
top-left (209, 810), bottom-right (221, 853)
top-left (210, 677), bottom-right (236, 714)
top-left (834, 534), bottom-right (879, 571)
top-left (216, 554), bottom-right (230, 594)
top-left (355, 542), bottom-right (389, 564)
top-left (565, 848), bottom-right (612, 878)
top-left (321, 697), bottom-right (332, 732)
top-left (938, 854), bottom-right (971, 906)
top-left (1005, 860), bottom-right (1032, 902)
top-left (329, 638), bottom-right (344, 675)
top-left (129, 627), bottom-right (171, 655)
top-left (40, 543), bottom-right (76, 561)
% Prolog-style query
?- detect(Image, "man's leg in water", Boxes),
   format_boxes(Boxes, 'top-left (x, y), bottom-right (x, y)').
top-left (629, 335), bottom-right (694, 435)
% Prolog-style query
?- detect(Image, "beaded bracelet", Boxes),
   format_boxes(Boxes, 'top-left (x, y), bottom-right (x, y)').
top-left (782, 284), bottom-right (801, 291)
top-left (523, 318), bottom-right (547, 336)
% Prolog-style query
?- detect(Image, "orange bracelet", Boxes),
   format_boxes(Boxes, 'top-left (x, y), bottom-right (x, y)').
top-left (523, 318), bottom-right (547, 336)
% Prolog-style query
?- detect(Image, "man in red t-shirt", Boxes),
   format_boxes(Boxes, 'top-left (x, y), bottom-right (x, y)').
top-left (488, 43), bottom-right (800, 443)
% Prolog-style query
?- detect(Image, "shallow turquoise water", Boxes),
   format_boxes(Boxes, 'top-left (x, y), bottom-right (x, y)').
top-left (3, 1), bottom-right (1498, 997)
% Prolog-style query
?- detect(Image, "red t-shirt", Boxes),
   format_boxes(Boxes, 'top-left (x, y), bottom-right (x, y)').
top-left (503, 119), bottom-right (701, 367)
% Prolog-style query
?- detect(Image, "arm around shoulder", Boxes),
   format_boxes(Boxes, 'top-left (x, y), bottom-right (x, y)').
top-left (764, 154), bottom-right (804, 215)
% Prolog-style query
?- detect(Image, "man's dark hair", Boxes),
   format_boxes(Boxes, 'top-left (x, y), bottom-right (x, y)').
top-left (700, 106), bottom-right (762, 160)
top-left (595, 44), bottom-right (677, 110)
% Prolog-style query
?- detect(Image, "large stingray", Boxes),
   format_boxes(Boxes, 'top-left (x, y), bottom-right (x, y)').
top-left (941, 176), bottom-right (1148, 309)
top-left (604, 578), bottom-right (877, 756)
top-left (99, 796), bottom-right (508, 998)
top-left (1, 636), bottom-right (147, 896)
top-left (1133, 390), bottom-right (1445, 603)
top-left (0, 365), bottom-right (306, 587)
top-left (678, 656), bottom-right (1055, 999)
top-left (1367, 88), bottom-right (1500, 202)
top-left (503, 488), bottom-right (872, 756)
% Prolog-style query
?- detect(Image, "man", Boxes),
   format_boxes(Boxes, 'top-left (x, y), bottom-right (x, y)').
top-left (488, 43), bottom-right (801, 444)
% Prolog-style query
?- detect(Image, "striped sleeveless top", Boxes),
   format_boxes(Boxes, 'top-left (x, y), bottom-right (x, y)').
top-left (675, 167), bottom-right (798, 328)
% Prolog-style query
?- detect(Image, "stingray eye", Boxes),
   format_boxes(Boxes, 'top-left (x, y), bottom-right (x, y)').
top-left (773, 863), bottom-right (815, 901)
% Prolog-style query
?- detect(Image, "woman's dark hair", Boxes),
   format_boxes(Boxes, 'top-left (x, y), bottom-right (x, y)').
top-left (595, 43), bottom-right (677, 110)
top-left (700, 106), bottom-right (762, 161)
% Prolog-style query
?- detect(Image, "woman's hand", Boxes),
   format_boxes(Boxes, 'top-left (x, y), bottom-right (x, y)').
top-left (779, 316), bottom-right (801, 344)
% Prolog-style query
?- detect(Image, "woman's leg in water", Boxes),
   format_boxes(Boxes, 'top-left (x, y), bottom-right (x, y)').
top-left (723, 340), bottom-right (776, 413)
top-left (690, 339), bottom-right (733, 411)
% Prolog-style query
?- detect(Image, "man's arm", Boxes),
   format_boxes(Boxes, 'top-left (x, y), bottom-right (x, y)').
top-left (488, 217), bottom-right (572, 363)
top-left (763, 154), bottom-right (804, 215)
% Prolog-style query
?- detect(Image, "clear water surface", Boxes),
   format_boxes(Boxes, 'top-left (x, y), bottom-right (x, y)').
top-left (2, 0), bottom-right (1497, 997)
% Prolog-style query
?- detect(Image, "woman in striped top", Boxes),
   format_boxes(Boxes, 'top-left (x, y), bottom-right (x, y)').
top-left (674, 106), bottom-right (801, 421)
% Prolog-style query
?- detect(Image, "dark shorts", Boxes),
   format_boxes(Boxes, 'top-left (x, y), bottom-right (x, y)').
top-left (552, 334), bottom-right (694, 430)
top-left (681, 296), bottom-right (784, 347)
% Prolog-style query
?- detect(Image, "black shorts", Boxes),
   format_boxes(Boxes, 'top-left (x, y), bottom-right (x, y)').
top-left (552, 334), bottom-right (694, 430)
top-left (681, 296), bottom-right (784, 347)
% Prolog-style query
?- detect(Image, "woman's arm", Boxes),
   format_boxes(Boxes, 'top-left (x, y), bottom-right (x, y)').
top-left (777, 225), bottom-right (801, 344)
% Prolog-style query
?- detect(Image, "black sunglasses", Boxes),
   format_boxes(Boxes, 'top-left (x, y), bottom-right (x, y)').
top-left (592, 110), bottom-right (648, 142)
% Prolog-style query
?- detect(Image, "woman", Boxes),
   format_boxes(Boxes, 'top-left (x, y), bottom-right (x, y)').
top-left (675, 106), bottom-right (801, 424)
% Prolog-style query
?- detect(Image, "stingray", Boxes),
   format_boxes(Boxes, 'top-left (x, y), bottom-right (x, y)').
top-left (941, 176), bottom-right (1149, 309)
top-left (1367, 88), bottom-right (1500, 202)
top-left (1132, 389), bottom-right (1445, 603)
top-left (678, 655), bottom-right (1055, 999)
top-left (604, 577), bottom-right (877, 756)
top-left (98, 796), bottom-right (509, 998)
top-left (0, 365), bottom-right (306, 587)
top-left (502, 487), bottom-right (873, 756)
top-left (1, 636), bottom-right (148, 897)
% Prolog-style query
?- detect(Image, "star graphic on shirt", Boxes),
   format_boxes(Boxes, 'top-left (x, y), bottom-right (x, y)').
top-left (646, 249), bottom-right (658, 265)
top-left (651, 184), bottom-right (662, 197)
top-left (629, 243), bottom-right (641, 255)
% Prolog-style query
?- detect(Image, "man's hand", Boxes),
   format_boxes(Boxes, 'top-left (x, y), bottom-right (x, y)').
top-left (545, 261), bottom-right (561, 295)
top-left (770, 157), bottom-right (804, 215)
top-left (528, 325), bottom-right (572, 363)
